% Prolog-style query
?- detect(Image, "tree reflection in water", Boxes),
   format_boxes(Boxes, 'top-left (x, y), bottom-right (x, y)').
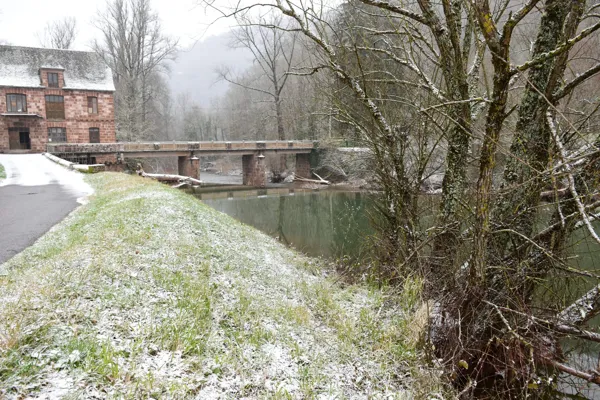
top-left (201, 189), bottom-right (373, 260)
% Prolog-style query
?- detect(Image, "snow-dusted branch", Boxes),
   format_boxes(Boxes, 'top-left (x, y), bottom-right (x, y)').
top-left (548, 111), bottom-right (600, 246)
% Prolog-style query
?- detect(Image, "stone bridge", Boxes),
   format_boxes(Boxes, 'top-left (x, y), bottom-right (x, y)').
top-left (46, 141), bottom-right (317, 187)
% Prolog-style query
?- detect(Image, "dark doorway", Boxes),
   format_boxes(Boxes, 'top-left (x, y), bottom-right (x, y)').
top-left (8, 127), bottom-right (31, 150)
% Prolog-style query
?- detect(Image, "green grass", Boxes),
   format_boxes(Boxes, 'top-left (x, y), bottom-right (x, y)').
top-left (0, 163), bottom-right (5, 179)
top-left (0, 172), bottom-right (446, 399)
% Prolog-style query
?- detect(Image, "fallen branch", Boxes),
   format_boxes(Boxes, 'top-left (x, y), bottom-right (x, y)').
top-left (294, 173), bottom-right (330, 185)
top-left (553, 323), bottom-right (600, 343)
top-left (489, 303), bottom-right (600, 343)
top-left (487, 304), bottom-right (600, 385)
top-left (312, 172), bottom-right (330, 183)
top-left (136, 166), bottom-right (203, 186)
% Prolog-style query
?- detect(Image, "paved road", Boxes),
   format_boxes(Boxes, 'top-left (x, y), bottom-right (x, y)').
top-left (0, 154), bottom-right (93, 265)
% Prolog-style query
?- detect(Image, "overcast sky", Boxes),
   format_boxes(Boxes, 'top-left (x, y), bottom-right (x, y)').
top-left (0, 0), bottom-right (231, 50)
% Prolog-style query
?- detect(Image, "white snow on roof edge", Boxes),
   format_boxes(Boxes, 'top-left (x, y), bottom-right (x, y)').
top-left (0, 46), bottom-right (115, 92)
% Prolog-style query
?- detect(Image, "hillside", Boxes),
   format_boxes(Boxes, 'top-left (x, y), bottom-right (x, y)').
top-left (0, 172), bottom-right (444, 399)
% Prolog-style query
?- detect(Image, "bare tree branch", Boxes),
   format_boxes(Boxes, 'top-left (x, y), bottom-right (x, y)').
top-left (38, 17), bottom-right (77, 49)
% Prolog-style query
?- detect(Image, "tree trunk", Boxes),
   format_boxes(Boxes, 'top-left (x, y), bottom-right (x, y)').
top-left (494, 0), bottom-right (573, 254)
top-left (275, 93), bottom-right (286, 172)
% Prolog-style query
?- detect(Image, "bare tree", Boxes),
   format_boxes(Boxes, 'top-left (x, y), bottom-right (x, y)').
top-left (144, 73), bottom-right (174, 140)
top-left (0, 10), bottom-right (10, 45)
top-left (38, 17), bottom-right (77, 50)
top-left (93, 0), bottom-right (178, 141)
top-left (156, 86), bottom-right (174, 141)
top-left (219, 11), bottom-right (297, 173)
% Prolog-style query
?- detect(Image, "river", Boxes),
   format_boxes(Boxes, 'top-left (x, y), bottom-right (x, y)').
top-left (187, 185), bottom-right (374, 260)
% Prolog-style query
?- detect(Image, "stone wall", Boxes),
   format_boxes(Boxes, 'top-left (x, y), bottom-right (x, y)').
top-left (95, 154), bottom-right (119, 165)
top-left (295, 153), bottom-right (312, 179)
top-left (178, 156), bottom-right (200, 180)
top-left (242, 154), bottom-right (267, 187)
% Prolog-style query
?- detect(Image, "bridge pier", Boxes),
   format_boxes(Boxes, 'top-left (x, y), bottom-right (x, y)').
top-left (295, 153), bottom-right (311, 179)
top-left (242, 153), bottom-right (266, 187)
top-left (178, 155), bottom-right (200, 180)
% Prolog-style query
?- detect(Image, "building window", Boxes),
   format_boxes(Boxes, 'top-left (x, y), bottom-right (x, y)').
top-left (45, 95), bottom-right (65, 119)
top-left (6, 94), bottom-right (27, 113)
top-left (48, 72), bottom-right (59, 88)
top-left (48, 127), bottom-right (66, 143)
top-left (87, 97), bottom-right (98, 114)
top-left (89, 128), bottom-right (100, 143)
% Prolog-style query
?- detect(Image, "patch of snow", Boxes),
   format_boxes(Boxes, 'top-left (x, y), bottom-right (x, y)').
top-left (63, 67), bottom-right (115, 92)
top-left (119, 191), bottom-right (175, 203)
top-left (260, 343), bottom-right (298, 384)
top-left (135, 350), bottom-right (186, 380)
top-left (29, 370), bottom-right (74, 399)
top-left (0, 154), bottom-right (93, 200)
top-left (0, 64), bottom-right (42, 88)
top-left (337, 147), bottom-right (371, 153)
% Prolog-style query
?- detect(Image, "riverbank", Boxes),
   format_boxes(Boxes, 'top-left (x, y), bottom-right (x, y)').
top-left (0, 172), bottom-right (446, 399)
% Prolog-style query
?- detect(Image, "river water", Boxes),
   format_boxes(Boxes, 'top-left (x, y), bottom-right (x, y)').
top-left (188, 184), bottom-right (600, 273)
top-left (187, 186), bottom-right (374, 260)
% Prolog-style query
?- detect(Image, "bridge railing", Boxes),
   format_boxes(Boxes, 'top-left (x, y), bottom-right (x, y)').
top-left (47, 140), bottom-right (318, 154)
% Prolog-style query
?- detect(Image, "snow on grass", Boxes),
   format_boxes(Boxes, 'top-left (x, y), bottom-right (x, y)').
top-left (0, 162), bottom-right (5, 181)
top-left (0, 172), bottom-right (446, 399)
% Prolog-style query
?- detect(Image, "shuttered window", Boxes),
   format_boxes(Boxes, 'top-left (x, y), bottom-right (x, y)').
top-left (48, 127), bottom-right (66, 143)
top-left (45, 95), bottom-right (65, 119)
top-left (89, 128), bottom-right (100, 143)
top-left (6, 94), bottom-right (27, 113)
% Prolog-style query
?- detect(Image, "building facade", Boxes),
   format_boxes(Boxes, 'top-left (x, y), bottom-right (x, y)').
top-left (0, 45), bottom-right (115, 154)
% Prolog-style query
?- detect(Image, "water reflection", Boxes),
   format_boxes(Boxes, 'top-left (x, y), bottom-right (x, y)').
top-left (193, 188), bottom-right (374, 260)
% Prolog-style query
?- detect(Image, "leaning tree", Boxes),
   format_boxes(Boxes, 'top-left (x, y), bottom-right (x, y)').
top-left (219, 11), bottom-right (298, 174)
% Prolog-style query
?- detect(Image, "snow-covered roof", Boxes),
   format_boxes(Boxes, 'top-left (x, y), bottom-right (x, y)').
top-left (0, 45), bottom-right (115, 92)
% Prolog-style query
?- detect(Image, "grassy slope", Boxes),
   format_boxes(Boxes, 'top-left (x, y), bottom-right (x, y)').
top-left (0, 163), bottom-right (5, 180)
top-left (0, 173), bottom-right (442, 399)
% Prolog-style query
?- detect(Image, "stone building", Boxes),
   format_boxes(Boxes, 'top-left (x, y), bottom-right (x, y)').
top-left (0, 45), bottom-right (115, 154)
